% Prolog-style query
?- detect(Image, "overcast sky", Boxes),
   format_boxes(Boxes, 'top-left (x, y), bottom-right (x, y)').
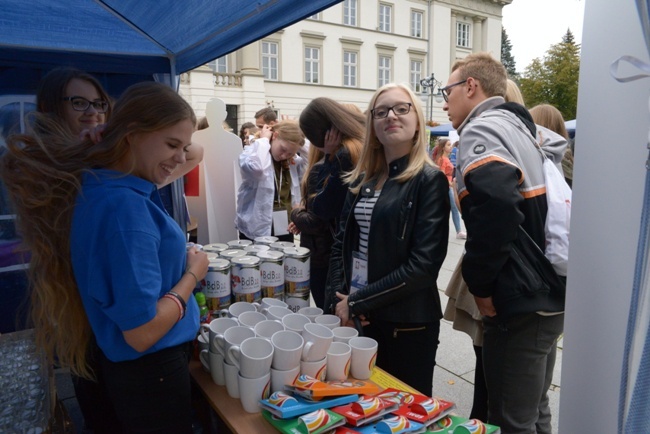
top-left (501, 0), bottom-right (586, 73)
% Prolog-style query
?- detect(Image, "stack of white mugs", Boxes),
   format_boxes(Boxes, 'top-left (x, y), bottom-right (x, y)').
top-left (198, 298), bottom-right (379, 413)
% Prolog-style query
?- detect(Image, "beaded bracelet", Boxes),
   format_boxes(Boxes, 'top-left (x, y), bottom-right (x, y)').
top-left (163, 293), bottom-right (184, 322)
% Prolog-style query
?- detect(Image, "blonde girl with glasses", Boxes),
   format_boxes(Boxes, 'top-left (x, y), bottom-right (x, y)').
top-left (325, 83), bottom-right (450, 395)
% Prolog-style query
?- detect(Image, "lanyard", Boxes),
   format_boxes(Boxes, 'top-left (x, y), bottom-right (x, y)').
top-left (273, 162), bottom-right (283, 206)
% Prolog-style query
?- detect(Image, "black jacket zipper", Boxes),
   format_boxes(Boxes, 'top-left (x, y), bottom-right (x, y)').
top-left (348, 282), bottom-right (406, 308)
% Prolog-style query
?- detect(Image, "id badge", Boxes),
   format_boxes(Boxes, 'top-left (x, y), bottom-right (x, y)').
top-left (350, 251), bottom-right (368, 295)
top-left (272, 210), bottom-right (289, 236)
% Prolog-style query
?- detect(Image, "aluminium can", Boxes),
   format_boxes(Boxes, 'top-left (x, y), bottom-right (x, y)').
top-left (230, 256), bottom-right (262, 303)
top-left (254, 236), bottom-right (279, 246)
top-left (220, 249), bottom-right (247, 261)
top-left (203, 258), bottom-right (231, 315)
top-left (227, 239), bottom-right (253, 249)
top-left (283, 247), bottom-right (311, 312)
top-left (244, 244), bottom-right (270, 255)
top-left (203, 243), bottom-right (228, 254)
top-left (269, 241), bottom-right (296, 252)
top-left (257, 250), bottom-right (285, 300)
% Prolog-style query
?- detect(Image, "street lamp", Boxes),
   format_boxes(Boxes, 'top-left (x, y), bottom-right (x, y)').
top-left (420, 73), bottom-right (444, 122)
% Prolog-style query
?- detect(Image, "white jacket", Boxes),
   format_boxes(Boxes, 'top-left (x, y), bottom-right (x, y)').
top-left (235, 138), bottom-right (303, 238)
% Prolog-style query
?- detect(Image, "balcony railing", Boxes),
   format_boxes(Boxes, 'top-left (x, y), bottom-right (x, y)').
top-left (213, 72), bottom-right (242, 87)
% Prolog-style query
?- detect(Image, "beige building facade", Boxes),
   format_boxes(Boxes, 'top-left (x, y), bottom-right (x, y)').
top-left (180, 0), bottom-right (512, 130)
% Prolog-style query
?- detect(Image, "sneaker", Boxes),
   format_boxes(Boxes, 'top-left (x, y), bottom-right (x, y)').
top-left (456, 231), bottom-right (467, 240)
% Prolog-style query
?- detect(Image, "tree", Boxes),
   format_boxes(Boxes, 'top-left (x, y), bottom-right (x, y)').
top-left (501, 27), bottom-right (518, 78)
top-left (519, 29), bottom-right (581, 120)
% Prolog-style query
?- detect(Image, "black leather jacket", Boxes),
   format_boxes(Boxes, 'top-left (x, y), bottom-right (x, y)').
top-left (325, 155), bottom-right (450, 323)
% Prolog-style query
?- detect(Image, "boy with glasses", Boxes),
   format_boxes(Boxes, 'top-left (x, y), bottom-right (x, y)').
top-left (443, 52), bottom-right (567, 433)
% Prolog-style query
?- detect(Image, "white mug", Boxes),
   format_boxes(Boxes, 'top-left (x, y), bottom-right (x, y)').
top-left (199, 317), bottom-right (238, 353)
top-left (215, 326), bottom-right (255, 365)
top-left (223, 360), bottom-right (240, 399)
top-left (326, 342), bottom-right (351, 381)
top-left (314, 314), bottom-right (341, 330)
top-left (219, 301), bottom-right (258, 319)
top-left (260, 297), bottom-right (288, 314)
top-left (199, 349), bottom-right (226, 386)
top-left (238, 372), bottom-right (271, 413)
top-left (270, 365), bottom-right (300, 394)
top-left (271, 330), bottom-right (304, 371)
top-left (349, 336), bottom-right (378, 380)
top-left (238, 310), bottom-right (267, 329)
top-left (254, 319), bottom-right (285, 341)
top-left (298, 306), bottom-right (323, 322)
top-left (281, 313), bottom-right (311, 333)
top-left (300, 357), bottom-right (327, 382)
top-left (228, 337), bottom-right (274, 379)
top-left (332, 326), bottom-right (359, 344)
top-left (197, 334), bottom-right (209, 354)
top-left (265, 305), bottom-right (293, 322)
top-left (301, 322), bottom-right (334, 362)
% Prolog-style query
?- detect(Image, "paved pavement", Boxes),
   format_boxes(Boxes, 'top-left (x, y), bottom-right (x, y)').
top-left (434, 217), bottom-right (562, 433)
top-left (57, 216), bottom-right (563, 433)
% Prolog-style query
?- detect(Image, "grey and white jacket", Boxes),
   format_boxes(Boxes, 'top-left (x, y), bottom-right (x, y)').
top-left (455, 97), bottom-right (567, 316)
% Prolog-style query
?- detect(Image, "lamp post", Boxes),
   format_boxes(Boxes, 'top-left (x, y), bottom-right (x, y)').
top-left (420, 73), bottom-right (444, 123)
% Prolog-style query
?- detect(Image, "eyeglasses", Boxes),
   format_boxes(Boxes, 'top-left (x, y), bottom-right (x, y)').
top-left (440, 80), bottom-right (468, 102)
top-left (62, 96), bottom-right (109, 113)
top-left (370, 102), bottom-right (412, 119)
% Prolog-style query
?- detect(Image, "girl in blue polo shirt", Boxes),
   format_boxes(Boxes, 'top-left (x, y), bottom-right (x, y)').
top-left (2, 82), bottom-right (209, 433)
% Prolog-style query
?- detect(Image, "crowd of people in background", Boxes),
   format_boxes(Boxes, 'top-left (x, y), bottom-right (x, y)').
top-left (1, 52), bottom-right (571, 433)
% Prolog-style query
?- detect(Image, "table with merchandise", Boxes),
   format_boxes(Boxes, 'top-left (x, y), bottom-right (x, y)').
top-left (190, 359), bottom-right (500, 434)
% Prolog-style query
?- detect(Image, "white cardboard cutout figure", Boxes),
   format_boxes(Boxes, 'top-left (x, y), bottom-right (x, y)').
top-left (188, 98), bottom-right (242, 244)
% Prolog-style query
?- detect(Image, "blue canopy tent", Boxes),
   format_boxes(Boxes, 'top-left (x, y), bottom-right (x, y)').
top-left (0, 0), bottom-right (344, 334)
top-left (0, 0), bottom-right (344, 95)
top-left (427, 123), bottom-right (454, 136)
top-left (565, 119), bottom-right (576, 138)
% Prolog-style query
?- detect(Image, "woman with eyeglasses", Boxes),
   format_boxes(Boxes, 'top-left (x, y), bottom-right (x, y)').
top-left (325, 83), bottom-right (450, 395)
top-left (36, 67), bottom-right (112, 136)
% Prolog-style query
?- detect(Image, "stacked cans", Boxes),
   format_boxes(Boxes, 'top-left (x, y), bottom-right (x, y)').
top-left (195, 237), bottom-right (311, 318)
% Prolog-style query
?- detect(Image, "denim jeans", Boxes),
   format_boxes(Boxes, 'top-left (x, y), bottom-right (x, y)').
top-left (449, 187), bottom-right (462, 234)
top-left (482, 312), bottom-right (564, 434)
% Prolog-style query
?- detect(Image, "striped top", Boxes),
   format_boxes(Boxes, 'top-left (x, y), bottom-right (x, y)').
top-left (354, 190), bottom-right (381, 256)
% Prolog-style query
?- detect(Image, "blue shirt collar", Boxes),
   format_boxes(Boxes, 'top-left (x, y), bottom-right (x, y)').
top-left (82, 169), bottom-right (157, 197)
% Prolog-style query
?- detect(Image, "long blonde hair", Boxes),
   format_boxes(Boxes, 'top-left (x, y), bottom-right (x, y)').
top-left (346, 83), bottom-right (433, 194)
top-left (0, 82), bottom-right (196, 379)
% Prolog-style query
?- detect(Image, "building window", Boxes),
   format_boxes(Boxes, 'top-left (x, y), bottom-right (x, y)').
top-left (379, 3), bottom-right (392, 33)
top-left (457, 22), bottom-right (471, 48)
top-left (261, 41), bottom-right (279, 80)
top-left (305, 47), bottom-right (320, 84)
top-left (411, 10), bottom-right (423, 38)
top-left (343, 50), bottom-right (358, 87)
top-left (207, 56), bottom-right (228, 73)
top-left (343, 0), bottom-right (357, 26)
top-left (378, 55), bottom-right (391, 87)
top-left (410, 60), bottom-right (422, 93)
